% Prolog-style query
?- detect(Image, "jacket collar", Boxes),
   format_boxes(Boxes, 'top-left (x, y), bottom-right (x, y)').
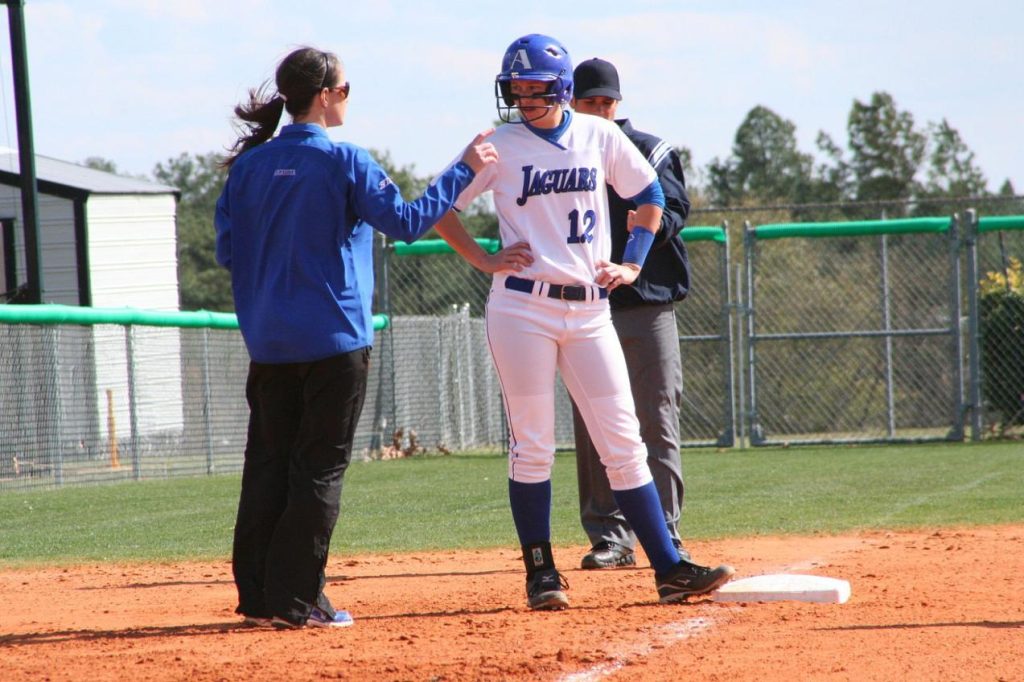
top-left (278, 123), bottom-right (329, 138)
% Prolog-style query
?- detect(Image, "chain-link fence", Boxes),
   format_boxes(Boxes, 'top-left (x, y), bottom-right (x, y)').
top-left (692, 195), bottom-right (1019, 440)
top-left (2, 200), bottom-right (1021, 492)
top-left (963, 212), bottom-right (1024, 437)
top-left (668, 226), bottom-right (735, 447)
top-left (0, 310), bottom-right (249, 491)
top-left (741, 217), bottom-right (962, 445)
top-left (381, 227), bottom-right (735, 450)
top-left (0, 307), bottom-right (380, 492)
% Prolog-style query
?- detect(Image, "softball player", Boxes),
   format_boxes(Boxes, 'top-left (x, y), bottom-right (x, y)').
top-left (436, 34), bottom-right (734, 609)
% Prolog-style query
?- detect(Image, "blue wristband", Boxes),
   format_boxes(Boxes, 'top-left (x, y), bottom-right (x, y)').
top-left (622, 227), bottom-right (656, 266)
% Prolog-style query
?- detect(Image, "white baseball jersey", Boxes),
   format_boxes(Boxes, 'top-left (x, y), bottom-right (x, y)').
top-left (452, 112), bottom-right (658, 285)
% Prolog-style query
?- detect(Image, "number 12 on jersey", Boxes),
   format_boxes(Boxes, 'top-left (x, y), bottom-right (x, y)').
top-left (566, 209), bottom-right (597, 244)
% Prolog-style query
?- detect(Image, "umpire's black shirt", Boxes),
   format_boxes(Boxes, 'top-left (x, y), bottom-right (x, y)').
top-left (608, 119), bottom-right (692, 309)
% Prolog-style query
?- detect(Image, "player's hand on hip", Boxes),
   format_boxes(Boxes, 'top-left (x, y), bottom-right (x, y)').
top-left (595, 260), bottom-right (640, 290)
top-left (461, 129), bottom-right (499, 173)
top-left (482, 240), bottom-right (533, 274)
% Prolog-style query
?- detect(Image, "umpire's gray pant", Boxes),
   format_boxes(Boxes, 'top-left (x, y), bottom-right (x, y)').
top-left (572, 302), bottom-right (685, 550)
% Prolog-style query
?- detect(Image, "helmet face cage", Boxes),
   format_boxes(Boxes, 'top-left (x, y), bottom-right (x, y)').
top-left (494, 34), bottom-right (573, 124)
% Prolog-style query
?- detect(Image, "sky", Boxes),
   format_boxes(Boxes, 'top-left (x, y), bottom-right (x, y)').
top-left (0, 0), bottom-right (1020, 193)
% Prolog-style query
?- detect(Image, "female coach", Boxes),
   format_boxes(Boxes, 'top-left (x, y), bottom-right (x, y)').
top-left (215, 46), bottom-right (496, 629)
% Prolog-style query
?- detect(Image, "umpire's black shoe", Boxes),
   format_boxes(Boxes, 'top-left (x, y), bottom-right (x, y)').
top-left (655, 559), bottom-right (735, 603)
top-left (526, 569), bottom-right (570, 610)
top-left (580, 541), bottom-right (636, 570)
top-left (673, 539), bottom-right (692, 562)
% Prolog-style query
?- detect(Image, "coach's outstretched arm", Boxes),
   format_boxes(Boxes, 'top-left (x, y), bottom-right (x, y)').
top-left (435, 210), bottom-right (534, 273)
top-left (352, 131), bottom-right (499, 245)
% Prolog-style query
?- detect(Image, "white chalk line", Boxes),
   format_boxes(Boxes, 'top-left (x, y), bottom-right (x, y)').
top-left (875, 472), bottom-right (1001, 524)
top-left (556, 475), bottom-right (1000, 682)
top-left (554, 552), bottom-right (854, 682)
top-left (556, 614), bottom-right (723, 682)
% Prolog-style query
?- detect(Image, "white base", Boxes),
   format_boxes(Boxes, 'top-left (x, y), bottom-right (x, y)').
top-left (713, 573), bottom-right (851, 604)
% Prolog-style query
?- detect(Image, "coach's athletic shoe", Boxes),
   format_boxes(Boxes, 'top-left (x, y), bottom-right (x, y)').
top-left (307, 607), bottom-right (354, 628)
top-left (580, 541), bottom-right (637, 570)
top-left (526, 569), bottom-right (570, 610)
top-left (241, 615), bottom-right (272, 627)
top-left (655, 560), bottom-right (735, 603)
top-left (272, 607), bottom-right (355, 629)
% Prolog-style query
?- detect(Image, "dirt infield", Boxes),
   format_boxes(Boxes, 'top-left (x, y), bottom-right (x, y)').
top-left (2, 525), bottom-right (1021, 681)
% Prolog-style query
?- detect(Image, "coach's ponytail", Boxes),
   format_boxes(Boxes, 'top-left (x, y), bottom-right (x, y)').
top-left (223, 47), bottom-right (340, 168)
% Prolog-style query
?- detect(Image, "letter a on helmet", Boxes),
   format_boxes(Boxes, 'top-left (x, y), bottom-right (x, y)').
top-left (494, 34), bottom-right (574, 123)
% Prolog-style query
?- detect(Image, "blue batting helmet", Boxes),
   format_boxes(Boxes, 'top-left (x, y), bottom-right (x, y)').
top-left (495, 34), bottom-right (573, 123)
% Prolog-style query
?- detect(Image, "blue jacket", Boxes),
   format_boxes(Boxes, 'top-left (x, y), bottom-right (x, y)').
top-left (215, 123), bottom-right (473, 363)
top-left (607, 119), bottom-right (692, 308)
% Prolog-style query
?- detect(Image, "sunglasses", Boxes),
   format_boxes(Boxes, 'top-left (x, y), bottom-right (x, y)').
top-left (328, 82), bottom-right (351, 99)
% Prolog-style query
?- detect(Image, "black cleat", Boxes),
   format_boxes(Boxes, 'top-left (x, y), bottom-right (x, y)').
top-left (580, 541), bottom-right (637, 570)
top-left (656, 560), bottom-right (735, 603)
top-left (526, 569), bottom-right (570, 610)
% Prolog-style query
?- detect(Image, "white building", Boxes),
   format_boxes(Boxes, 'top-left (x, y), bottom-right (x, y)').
top-left (0, 148), bottom-right (179, 307)
top-left (0, 150), bottom-right (184, 453)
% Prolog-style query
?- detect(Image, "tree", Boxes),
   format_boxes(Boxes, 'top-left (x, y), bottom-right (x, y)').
top-left (846, 91), bottom-right (926, 210)
top-left (978, 257), bottom-right (1024, 433)
top-left (81, 156), bottom-right (119, 174)
top-left (924, 119), bottom-right (987, 197)
top-left (368, 148), bottom-right (429, 199)
top-left (915, 119), bottom-right (989, 216)
top-left (706, 105), bottom-right (813, 206)
top-left (81, 157), bottom-right (150, 181)
top-left (152, 152), bottom-right (231, 311)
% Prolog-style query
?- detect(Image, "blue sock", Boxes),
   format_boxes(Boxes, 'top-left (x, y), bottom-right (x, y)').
top-left (613, 481), bottom-right (681, 575)
top-left (508, 479), bottom-right (552, 546)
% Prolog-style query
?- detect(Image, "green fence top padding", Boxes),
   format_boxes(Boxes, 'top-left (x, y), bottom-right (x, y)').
top-left (397, 230), bottom-right (725, 253)
top-left (0, 304), bottom-right (390, 331)
top-left (0, 304), bottom-right (240, 328)
top-left (978, 215), bottom-right (1024, 232)
top-left (753, 217), bottom-right (950, 240)
top-left (393, 238), bottom-right (500, 256)
top-left (682, 226), bottom-right (727, 243)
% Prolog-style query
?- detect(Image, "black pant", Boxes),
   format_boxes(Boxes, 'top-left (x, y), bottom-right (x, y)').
top-left (231, 347), bottom-right (370, 624)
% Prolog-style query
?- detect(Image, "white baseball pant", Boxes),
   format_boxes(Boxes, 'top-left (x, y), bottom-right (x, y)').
top-left (485, 274), bottom-right (653, 490)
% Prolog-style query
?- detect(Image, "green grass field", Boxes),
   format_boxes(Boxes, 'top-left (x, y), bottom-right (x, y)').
top-left (0, 441), bottom-right (1020, 566)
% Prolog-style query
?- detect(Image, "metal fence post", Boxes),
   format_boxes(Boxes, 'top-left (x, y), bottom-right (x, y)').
top-left (370, 233), bottom-right (394, 453)
top-left (437, 314), bottom-right (449, 448)
top-left (458, 303), bottom-right (474, 450)
top-left (43, 325), bottom-right (64, 486)
top-left (733, 260), bottom-right (745, 447)
top-left (879, 233), bottom-right (896, 437)
top-left (718, 221), bottom-right (736, 447)
top-left (201, 327), bottom-right (215, 474)
top-left (124, 324), bottom-right (141, 480)
top-left (947, 215), bottom-right (966, 441)
top-left (962, 209), bottom-right (982, 441)
top-left (742, 221), bottom-right (764, 445)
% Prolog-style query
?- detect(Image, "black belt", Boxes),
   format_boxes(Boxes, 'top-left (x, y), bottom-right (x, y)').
top-left (504, 275), bottom-right (608, 301)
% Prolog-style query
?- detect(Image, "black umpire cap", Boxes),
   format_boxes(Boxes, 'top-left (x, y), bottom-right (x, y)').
top-left (573, 58), bottom-right (622, 100)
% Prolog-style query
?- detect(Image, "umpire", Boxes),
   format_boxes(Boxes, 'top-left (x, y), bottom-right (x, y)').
top-left (569, 57), bottom-right (693, 569)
